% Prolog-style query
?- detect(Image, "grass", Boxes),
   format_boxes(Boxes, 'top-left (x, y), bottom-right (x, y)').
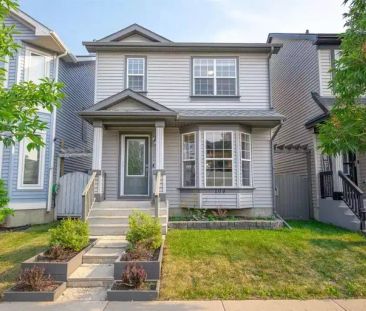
top-left (0, 223), bottom-right (54, 298)
top-left (160, 221), bottom-right (366, 300)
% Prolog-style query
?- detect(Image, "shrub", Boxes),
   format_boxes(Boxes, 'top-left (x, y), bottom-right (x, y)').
top-left (122, 242), bottom-right (154, 261)
top-left (44, 245), bottom-right (68, 260)
top-left (121, 264), bottom-right (147, 289)
top-left (0, 179), bottom-right (13, 224)
top-left (211, 209), bottom-right (228, 220)
top-left (126, 211), bottom-right (162, 250)
top-left (49, 218), bottom-right (89, 252)
top-left (16, 266), bottom-right (53, 291)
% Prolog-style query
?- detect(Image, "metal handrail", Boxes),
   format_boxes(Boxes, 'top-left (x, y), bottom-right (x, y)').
top-left (81, 171), bottom-right (97, 221)
top-left (339, 170), bottom-right (366, 231)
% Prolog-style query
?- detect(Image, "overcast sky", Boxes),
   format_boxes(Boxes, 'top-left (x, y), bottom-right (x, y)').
top-left (18, 0), bottom-right (347, 55)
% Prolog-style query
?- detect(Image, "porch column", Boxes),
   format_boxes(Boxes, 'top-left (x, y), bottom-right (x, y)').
top-left (92, 121), bottom-right (103, 201)
top-left (155, 121), bottom-right (166, 194)
top-left (332, 154), bottom-right (343, 197)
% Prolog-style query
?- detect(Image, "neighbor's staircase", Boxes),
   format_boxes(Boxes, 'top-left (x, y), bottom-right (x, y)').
top-left (87, 200), bottom-right (168, 236)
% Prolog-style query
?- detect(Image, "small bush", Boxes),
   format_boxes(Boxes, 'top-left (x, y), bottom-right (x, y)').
top-left (44, 245), bottom-right (69, 260)
top-left (126, 211), bottom-right (162, 250)
top-left (49, 218), bottom-right (89, 252)
top-left (122, 242), bottom-right (154, 261)
top-left (16, 266), bottom-right (53, 291)
top-left (121, 264), bottom-right (147, 289)
top-left (0, 179), bottom-right (13, 224)
top-left (211, 209), bottom-right (228, 219)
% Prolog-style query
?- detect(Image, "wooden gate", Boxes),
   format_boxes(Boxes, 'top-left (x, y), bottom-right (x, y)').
top-left (55, 172), bottom-right (90, 217)
top-left (275, 174), bottom-right (310, 220)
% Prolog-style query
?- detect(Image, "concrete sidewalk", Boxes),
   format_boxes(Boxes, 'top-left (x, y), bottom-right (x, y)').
top-left (0, 299), bottom-right (365, 311)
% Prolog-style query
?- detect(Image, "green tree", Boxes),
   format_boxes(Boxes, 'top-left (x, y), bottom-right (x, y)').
top-left (0, 0), bottom-right (64, 149)
top-left (318, 0), bottom-right (366, 155)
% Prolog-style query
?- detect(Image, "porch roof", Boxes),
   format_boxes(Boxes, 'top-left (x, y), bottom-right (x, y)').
top-left (80, 89), bottom-right (285, 127)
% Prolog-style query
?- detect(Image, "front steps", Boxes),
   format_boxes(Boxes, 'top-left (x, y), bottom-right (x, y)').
top-left (87, 200), bottom-right (168, 236)
top-left (67, 237), bottom-right (126, 288)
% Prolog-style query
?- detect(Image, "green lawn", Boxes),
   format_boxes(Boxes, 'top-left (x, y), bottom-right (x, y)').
top-left (0, 223), bottom-right (53, 298)
top-left (160, 221), bottom-right (366, 300)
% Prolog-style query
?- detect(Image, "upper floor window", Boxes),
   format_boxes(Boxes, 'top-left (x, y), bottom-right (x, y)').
top-left (126, 57), bottom-right (145, 92)
top-left (193, 58), bottom-right (237, 96)
top-left (25, 50), bottom-right (50, 83)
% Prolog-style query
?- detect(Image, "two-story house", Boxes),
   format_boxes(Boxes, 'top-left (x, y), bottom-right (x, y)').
top-left (80, 24), bottom-right (284, 235)
top-left (1, 9), bottom-right (95, 227)
top-left (268, 32), bottom-right (366, 232)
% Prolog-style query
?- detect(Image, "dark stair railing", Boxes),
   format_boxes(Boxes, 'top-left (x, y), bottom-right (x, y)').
top-left (320, 171), bottom-right (334, 198)
top-left (339, 171), bottom-right (366, 231)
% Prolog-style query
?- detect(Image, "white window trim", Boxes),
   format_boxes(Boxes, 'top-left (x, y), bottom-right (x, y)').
top-left (17, 134), bottom-right (46, 190)
top-left (240, 132), bottom-right (252, 187)
top-left (181, 132), bottom-right (196, 187)
top-left (0, 141), bottom-right (3, 177)
top-left (24, 47), bottom-right (51, 82)
top-left (126, 57), bottom-right (145, 91)
top-left (3, 55), bottom-right (9, 88)
top-left (126, 138), bottom-right (146, 177)
top-left (192, 58), bottom-right (237, 96)
top-left (204, 130), bottom-right (234, 188)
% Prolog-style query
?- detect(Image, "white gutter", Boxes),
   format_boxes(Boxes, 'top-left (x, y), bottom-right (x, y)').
top-left (46, 50), bottom-right (68, 213)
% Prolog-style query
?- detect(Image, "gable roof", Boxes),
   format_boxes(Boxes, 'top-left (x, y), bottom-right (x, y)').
top-left (97, 24), bottom-right (171, 43)
top-left (83, 89), bottom-right (176, 113)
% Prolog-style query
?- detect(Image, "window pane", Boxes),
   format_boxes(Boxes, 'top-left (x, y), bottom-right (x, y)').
top-left (193, 59), bottom-right (214, 77)
top-left (23, 147), bottom-right (40, 185)
top-left (216, 59), bottom-right (236, 77)
top-left (127, 58), bottom-right (144, 75)
top-left (217, 78), bottom-right (236, 96)
top-left (128, 76), bottom-right (144, 91)
top-left (183, 133), bottom-right (195, 160)
top-left (205, 131), bottom-right (232, 187)
top-left (183, 161), bottom-right (195, 187)
top-left (241, 133), bottom-right (251, 160)
top-left (242, 161), bottom-right (250, 186)
top-left (127, 140), bottom-right (145, 176)
top-left (28, 53), bottom-right (46, 82)
top-left (194, 78), bottom-right (214, 95)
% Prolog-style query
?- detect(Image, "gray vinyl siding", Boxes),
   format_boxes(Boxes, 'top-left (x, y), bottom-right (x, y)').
top-left (318, 49), bottom-right (333, 97)
top-left (55, 59), bottom-right (95, 174)
top-left (270, 38), bottom-right (324, 211)
top-left (95, 52), bottom-right (270, 109)
top-left (101, 126), bottom-right (272, 212)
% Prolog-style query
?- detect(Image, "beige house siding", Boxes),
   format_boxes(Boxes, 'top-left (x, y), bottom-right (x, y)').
top-left (318, 49), bottom-right (333, 97)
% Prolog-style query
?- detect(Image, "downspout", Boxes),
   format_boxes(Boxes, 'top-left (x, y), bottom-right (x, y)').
top-left (47, 50), bottom-right (68, 213)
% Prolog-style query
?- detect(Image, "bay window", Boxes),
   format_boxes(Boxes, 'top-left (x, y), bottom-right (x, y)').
top-left (182, 132), bottom-right (196, 187)
top-left (205, 131), bottom-right (233, 187)
top-left (193, 58), bottom-right (237, 96)
top-left (126, 57), bottom-right (145, 91)
top-left (18, 136), bottom-right (45, 189)
top-left (241, 133), bottom-right (251, 186)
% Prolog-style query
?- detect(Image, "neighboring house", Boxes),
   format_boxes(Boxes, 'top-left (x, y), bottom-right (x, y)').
top-left (80, 24), bottom-right (284, 234)
top-left (0, 9), bottom-right (95, 227)
top-left (268, 32), bottom-right (366, 231)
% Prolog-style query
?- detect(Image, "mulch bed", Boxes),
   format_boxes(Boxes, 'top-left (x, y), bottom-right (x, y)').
top-left (120, 247), bottom-right (160, 262)
top-left (36, 249), bottom-right (78, 262)
top-left (11, 282), bottom-right (60, 292)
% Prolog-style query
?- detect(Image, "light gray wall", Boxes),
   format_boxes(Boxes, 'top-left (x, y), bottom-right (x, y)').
top-left (270, 37), bottom-right (324, 214)
top-left (95, 52), bottom-right (271, 109)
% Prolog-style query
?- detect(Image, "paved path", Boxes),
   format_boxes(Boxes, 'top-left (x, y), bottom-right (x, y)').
top-left (0, 299), bottom-right (365, 311)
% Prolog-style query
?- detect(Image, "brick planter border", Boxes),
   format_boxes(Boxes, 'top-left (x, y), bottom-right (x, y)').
top-left (168, 219), bottom-right (283, 230)
top-left (4, 282), bottom-right (66, 301)
top-left (114, 240), bottom-right (164, 280)
top-left (21, 239), bottom-right (96, 281)
top-left (107, 280), bottom-right (159, 301)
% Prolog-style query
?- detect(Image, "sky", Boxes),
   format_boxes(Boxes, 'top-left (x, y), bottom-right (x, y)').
top-left (18, 0), bottom-right (347, 55)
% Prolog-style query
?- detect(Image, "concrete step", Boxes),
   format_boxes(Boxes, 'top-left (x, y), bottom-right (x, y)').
top-left (89, 224), bottom-right (167, 236)
top-left (67, 264), bottom-right (114, 288)
top-left (89, 208), bottom-right (168, 217)
top-left (83, 247), bottom-right (123, 264)
top-left (88, 215), bottom-right (167, 225)
top-left (94, 238), bottom-right (128, 249)
top-left (93, 201), bottom-right (153, 209)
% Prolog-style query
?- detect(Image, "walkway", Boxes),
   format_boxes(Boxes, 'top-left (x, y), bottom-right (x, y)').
top-left (0, 299), bottom-right (365, 311)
